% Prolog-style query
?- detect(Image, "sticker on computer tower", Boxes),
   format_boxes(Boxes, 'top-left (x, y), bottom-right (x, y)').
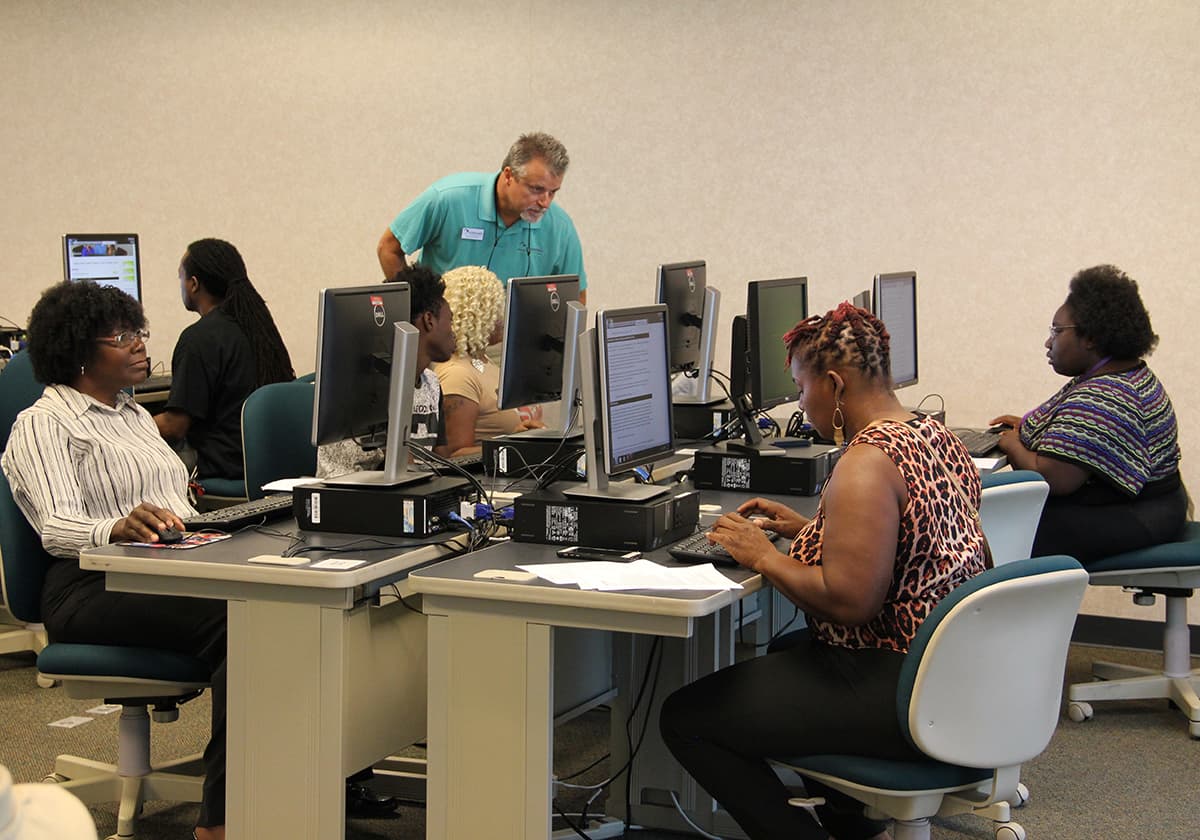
top-left (721, 457), bottom-right (752, 490)
top-left (310, 492), bottom-right (321, 525)
top-left (545, 504), bottom-right (580, 543)
top-left (403, 500), bottom-right (415, 534)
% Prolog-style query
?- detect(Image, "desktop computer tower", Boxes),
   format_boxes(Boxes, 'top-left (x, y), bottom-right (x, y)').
top-left (672, 399), bottom-right (736, 441)
top-left (511, 487), bottom-right (700, 551)
top-left (293, 475), bottom-right (474, 537)
top-left (691, 443), bottom-right (841, 496)
top-left (481, 433), bottom-right (585, 479)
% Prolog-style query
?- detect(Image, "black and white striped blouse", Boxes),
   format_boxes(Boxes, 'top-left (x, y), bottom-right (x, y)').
top-left (1, 384), bottom-right (196, 559)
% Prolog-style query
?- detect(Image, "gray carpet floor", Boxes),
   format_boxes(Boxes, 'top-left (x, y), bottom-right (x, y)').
top-left (1, 642), bottom-right (1197, 839)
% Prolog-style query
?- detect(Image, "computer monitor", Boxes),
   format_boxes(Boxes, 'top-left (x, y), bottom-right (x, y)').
top-left (564, 305), bottom-right (674, 502)
top-left (873, 271), bottom-right (918, 389)
top-left (497, 274), bottom-right (586, 436)
top-left (745, 277), bottom-right (807, 410)
top-left (656, 260), bottom-right (720, 403)
top-left (311, 283), bottom-right (426, 487)
top-left (62, 234), bottom-right (142, 302)
top-left (852, 288), bottom-right (872, 311)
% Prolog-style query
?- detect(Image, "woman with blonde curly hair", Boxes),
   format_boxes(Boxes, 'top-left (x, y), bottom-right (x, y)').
top-left (434, 265), bottom-right (544, 454)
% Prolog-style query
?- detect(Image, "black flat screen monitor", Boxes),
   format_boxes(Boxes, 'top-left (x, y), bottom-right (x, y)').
top-left (747, 277), bottom-right (807, 410)
top-left (564, 305), bottom-right (674, 502)
top-left (873, 271), bottom-right (918, 389)
top-left (62, 234), bottom-right (142, 303)
top-left (655, 260), bottom-right (707, 374)
top-left (311, 283), bottom-right (426, 487)
top-left (497, 274), bottom-right (584, 434)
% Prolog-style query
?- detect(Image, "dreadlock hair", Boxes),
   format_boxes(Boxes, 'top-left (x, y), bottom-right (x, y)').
top-left (182, 238), bottom-right (294, 387)
top-left (783, 301), bottom-right (892, 385)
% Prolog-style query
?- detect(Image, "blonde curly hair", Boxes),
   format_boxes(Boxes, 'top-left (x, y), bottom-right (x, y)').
top-left (441, 265), bottom-right (505, 358)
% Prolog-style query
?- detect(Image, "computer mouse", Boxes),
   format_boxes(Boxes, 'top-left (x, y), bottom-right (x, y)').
top-left (156, 526), bottom-right (184, 545)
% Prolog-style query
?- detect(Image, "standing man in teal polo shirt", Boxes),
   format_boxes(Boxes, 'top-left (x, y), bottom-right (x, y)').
top-left (376, 132), bottom-right (587, 302)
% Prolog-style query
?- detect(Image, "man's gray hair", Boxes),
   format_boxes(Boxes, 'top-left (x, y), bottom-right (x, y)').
top-left (502, 132), bottom-right (570, 178)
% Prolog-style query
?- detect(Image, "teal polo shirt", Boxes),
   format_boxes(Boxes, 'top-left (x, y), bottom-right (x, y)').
top-left (388, 171), bottom-right (586, 289)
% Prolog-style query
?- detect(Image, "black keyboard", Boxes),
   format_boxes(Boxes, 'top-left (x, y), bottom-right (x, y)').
top-left (183, 494), bottom-right (294, 532)
top-left (447, 451), bottom-right (484, 471)
top-left (667, 529), bottom-right (781, 566)
top-left (954, 428), bottom-right (1002, 458)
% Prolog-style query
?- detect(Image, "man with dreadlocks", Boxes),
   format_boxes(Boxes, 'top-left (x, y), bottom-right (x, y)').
top-left (156, 238), bottom-right (294, 484)
top-left (659, 302), bottom-right (989, 840)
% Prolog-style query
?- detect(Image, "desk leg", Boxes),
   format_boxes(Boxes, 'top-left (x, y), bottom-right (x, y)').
top-left (225, 599), bottom-right (345, 840)
top-left (426, 608), bottom-right (553, 840)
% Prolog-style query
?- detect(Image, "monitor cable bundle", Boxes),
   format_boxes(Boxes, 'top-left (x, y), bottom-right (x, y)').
top-left (547, 635), bottom-right (665, 840)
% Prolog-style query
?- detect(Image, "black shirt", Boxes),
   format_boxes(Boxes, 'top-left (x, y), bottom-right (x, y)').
top-left (166, 309), bottom-right (257, 481)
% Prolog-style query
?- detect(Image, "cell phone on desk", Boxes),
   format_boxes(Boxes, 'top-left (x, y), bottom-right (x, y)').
top-left (556, 546), bottom-right (643, 562)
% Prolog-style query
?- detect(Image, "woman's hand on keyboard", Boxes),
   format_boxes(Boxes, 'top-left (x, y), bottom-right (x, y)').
top-left (735, 497), bottom-right (807, 539)
top-left (707, 512), bottom-right (784, 572)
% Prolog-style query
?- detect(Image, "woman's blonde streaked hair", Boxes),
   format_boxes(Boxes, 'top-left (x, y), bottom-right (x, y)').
top-left (441, 265), bottom-right (506, 358)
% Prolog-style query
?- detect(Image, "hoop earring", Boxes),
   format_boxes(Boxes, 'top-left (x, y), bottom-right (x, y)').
top-left (832, 403), bottom-right (846, 446)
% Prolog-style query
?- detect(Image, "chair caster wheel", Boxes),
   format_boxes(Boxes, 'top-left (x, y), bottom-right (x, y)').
top-left (1067, 701), bottom-right (1093, 722)
top-left (1009, 782), bottom-right (1030, 808)
top-left (41, 773), bottom-right (66, 783)
top-left (36, 674), bottom-right (56, 688)
top-left (995, 823), bottom-right (1026, 840)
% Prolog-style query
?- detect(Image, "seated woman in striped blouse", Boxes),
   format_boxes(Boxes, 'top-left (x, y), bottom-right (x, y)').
top-left (992, 264), bottom-right (1187, 566)
top-left (1, 280), bottom-right (227, 840)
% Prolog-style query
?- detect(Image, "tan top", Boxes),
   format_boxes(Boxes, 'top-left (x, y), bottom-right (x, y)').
top-left (432, 354), bottom-right (524, 443)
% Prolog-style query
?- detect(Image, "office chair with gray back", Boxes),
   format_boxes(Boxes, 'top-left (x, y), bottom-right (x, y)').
top-left (0, 469), bottom-right (211, 840)
top-left (240, 378), bottom-right (317, 500)
top-left (979, 470), bottom-right (1050, 566)
top-left (0, 351), bottom-right (51, 666)
top-left (776, 556), bottom-right (1087, 840)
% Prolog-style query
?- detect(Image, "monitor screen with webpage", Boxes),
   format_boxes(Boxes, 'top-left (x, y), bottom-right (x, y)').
top-left (62, 234), bottom-right (142, 303)
top-left (311, 282), bottom-right (426, 487)
top-left (496, 274), bottom-right (585, 436)
top-left (873, 271), bottom-right (918, 389)
top-left (564, 304), bottom-right (674, 502)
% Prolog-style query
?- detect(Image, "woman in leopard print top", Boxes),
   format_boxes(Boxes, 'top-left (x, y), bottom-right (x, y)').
top-left (660, 302), bottom-right (988, 840)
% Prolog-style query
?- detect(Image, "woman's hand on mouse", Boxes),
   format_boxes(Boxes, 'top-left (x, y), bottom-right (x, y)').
top-left (734, 497), bottom-right (808, 538)
top-left (111, 503), bottom-right (186, 543)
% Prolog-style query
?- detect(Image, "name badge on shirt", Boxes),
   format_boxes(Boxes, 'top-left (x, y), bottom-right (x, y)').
top-left (461, 227), bottom-right (485, 241)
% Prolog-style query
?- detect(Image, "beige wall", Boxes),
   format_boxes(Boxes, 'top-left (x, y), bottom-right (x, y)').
top-left (3, 0), bottom-right (1197, 619)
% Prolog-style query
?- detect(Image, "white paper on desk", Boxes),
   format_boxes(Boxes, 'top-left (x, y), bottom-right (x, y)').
top-left (973, 457), bottom-right (1004, 472)
top-left (517, 558), bottom-right (741, 591)
top-left (261, 477), bottom-right (321, 493)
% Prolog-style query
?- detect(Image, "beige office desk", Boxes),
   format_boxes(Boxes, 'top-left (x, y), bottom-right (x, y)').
top-left (410, 536), bottom-right (765, 840)
top-left (81, 523), bottom-right (465, 840)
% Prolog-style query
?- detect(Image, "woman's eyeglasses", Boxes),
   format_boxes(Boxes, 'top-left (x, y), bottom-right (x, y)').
top-left (1047, 324), bottom-right (1077, 339)
top-left (95, 329), bottom-right (150, 348)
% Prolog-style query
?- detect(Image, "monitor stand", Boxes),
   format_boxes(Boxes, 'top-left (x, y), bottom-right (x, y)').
top-left (720, 392), bottom-right (785, 456)
top-left (561, 479), bottom-right (669, 503)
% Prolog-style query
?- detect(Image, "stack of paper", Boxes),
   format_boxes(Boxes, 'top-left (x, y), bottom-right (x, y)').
top-left (516, 558), bottom-right (742, 591)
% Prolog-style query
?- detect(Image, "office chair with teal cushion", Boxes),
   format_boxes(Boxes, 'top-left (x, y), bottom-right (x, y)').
top-left (1067, 521), bottom-right (1200, 738)
top-left (0, 351), bottom-right (51, 663)
top-left (979, 470), bottom-right (1050, 566)
top-left (0, 472), bottom-right (210, 840)
top-left (776, 556), bottom-right (1088, 840)
top-left (240, 378), bottom-right (317, 500)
